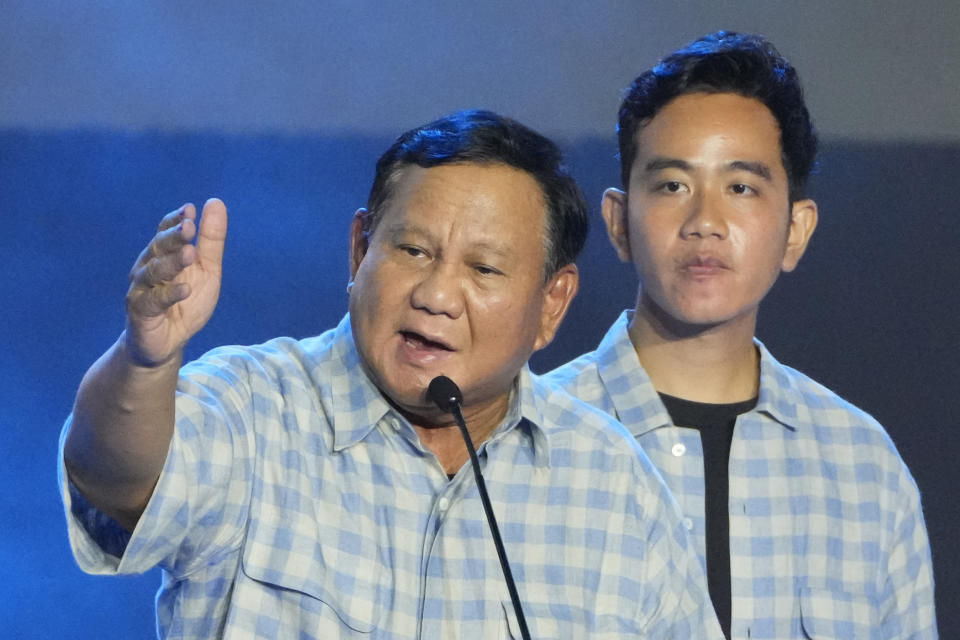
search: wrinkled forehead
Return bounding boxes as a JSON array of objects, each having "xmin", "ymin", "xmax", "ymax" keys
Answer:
[
  {"xmin": 375, "ymin": 163, "xmax": 553, "ymax": 270},
  {"xmin": 380, "ymin": 162, "xmax": 547, "ymax": 226},
  {"xmin": 380, "ymin": 160, "xmax": 544, "ymax": 205}
]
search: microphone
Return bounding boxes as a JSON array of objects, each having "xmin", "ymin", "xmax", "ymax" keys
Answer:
[
  {"xmin": 427, "ymin": 375, "xmax": 462, "ymax": 413},
  {"xmin": 427, "ymin": 376, "xmax": 531, "ymax": 640}
]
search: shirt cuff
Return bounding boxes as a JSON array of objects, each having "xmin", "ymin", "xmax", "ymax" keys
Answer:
[{"xmin": 67, "ymin": 478, "xmax": 132, "ymax": 560}]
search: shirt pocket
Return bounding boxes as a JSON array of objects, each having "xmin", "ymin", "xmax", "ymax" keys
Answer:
[
  {"xmin": 239, "ymin": 504, "xmax": 388, "ymax": 633},
  {"xmin": 504, "ymin": 595, "xmax": 587, "ymax": 639},
  {"xmin": 798, "ymin": 583, "xmax": 877, "ymax": 639},
  {"xmin": 502, "ymin": 600, "xmax": 562, "ymax": 640},
  {"xmin": 500, "ymin": 600, "xmax": 521, "ymax": 640}
]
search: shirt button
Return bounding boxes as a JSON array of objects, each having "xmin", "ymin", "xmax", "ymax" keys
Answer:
[
  {"xmin": 437, "ymin": 497, "xmax": 450, "ymax": 512},
  {"xmin": 671, "ymin": 443, "xmax": 686, "ymax": 457},
  {"xmin": 683, "ymin": 517, "xmax": 694, "ymax": 531}
]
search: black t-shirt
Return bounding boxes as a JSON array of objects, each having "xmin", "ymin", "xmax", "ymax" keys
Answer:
[{"xmin": 658, "ymin": 392, "xmax": 757, "ymax": 640}]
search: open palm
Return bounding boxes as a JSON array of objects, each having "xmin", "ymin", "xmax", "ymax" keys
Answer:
[{"xmin": 124, "ymin": 198, "xmax": 228, "ymax": 367}]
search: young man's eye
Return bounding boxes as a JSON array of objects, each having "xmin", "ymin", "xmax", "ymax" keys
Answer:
[
  {"xmin": 731, "ymin": 183, "xmax": 755, "ymax": 195},
  {"xmin": 653, "ymin": 180, "xmax": 686, "ymax": 193}
]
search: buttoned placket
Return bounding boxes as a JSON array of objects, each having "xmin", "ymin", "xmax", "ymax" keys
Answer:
[{"xmin": 418, "ymin": 439, "xmax": 489, "ymax": 638}]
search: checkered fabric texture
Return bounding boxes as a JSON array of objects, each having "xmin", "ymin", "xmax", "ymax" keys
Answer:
[
  {"xmin": 61, "ymin": 314, "xmax": 722, "ymax": 639},
  {"xmin": 546, "ymin": 310, "xmax": 937, "ymax": 639}
]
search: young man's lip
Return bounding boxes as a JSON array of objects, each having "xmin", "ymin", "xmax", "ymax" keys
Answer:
[{"xmin": 682, "ymin": 254, "xmax": 729, "ymax": 270}]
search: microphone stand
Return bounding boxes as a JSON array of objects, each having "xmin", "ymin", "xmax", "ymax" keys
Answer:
[{"xmin": 428, "ymin": 376, "xmax": 531, "ymax": 640}]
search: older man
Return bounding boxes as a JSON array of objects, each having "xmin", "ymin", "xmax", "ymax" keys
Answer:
[{"xmin": 60, "ymin": 110, "xmax": 720, "ymax": 638}]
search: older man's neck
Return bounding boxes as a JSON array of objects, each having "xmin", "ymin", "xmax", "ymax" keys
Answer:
[
  {"xmin": 413, "ymin": 396, "xmax": 508, "ymax": 476},
  {"xmin": 628, "ymin": 306, "xmax": 760, "ymax": 405}
]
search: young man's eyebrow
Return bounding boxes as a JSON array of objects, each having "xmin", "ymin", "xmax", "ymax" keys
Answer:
[
  {"xmin": 728, "ymin": 160, "xmax": 773, "ymax": 181},
  {"xmin": 644, "ymin": 157, "xmax": 693, "ymax": 173},
  {"xmin": 642, "ymin": 157, "xmax": 774, "ymax": 181}
]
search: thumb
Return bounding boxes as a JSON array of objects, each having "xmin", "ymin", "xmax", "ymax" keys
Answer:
[{"xmin": 196, "ymin": 198, "xmax": 228, "ymax": 268}]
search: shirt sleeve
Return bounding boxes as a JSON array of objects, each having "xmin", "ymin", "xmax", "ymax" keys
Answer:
[
  {"xmin": 879, "ymin": 467, "xmax": 938, "ymax": 638},
  {"xmin": 58, "ymin": 346, "xmax": 259, "ymax": 579}
]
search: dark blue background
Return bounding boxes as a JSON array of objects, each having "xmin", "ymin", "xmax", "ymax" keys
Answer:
[{"xmin": 1, "ymin": 131, "xmax": 955, "ymax": 636}]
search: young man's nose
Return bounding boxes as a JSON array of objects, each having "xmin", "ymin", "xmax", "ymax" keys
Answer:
[{"xmin": 680, "ymin": 193, "xmax": 729, "ymax": 240}]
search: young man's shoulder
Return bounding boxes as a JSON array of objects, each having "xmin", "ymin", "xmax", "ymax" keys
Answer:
[
  {"xmin": 766, "ymin": 352, "xmax": 885, "ymax": 429},
  {"xmin": 761, "ymin": 350, "xmax": 916, "ymax": 476}
]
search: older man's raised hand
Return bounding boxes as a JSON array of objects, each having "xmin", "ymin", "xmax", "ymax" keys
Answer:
[
  {"xmin": 125, "ymin": 198, "xmax": 228, "ymax": 367},
  {"xmin": 64, "ymin": 198, "xmax": 227, "ymax": 531}
]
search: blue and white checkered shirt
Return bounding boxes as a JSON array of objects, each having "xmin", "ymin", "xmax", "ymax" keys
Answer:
[
  {"xmin": 545, "ymin": 311, "xmax": 937, "ymax": 639},
  {"xmin": 60, "ymin": 314, "xmax": 722, "ymax": 639}
]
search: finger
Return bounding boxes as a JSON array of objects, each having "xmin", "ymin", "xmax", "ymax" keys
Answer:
[
  {"xmin": 132, "ymin": 217, "xmax": 196, "ymax": 272},
  {"xmin": 155, "ymin": 216, "xmax": 197, "ymax": 257},
  {"xmin": 156, "ymin": 203, "xmax": 195, "ymax": 233},
  {"xmin": 127, "ymin": 280, "xmax": 191, "ymax": 318},
  {"xmin": 130, "ymin": 242, "xmax": 196, "ymax": 289},
  {"xmin": 195, "ymin": 198, "xmax": 228, "ymax": 270}
]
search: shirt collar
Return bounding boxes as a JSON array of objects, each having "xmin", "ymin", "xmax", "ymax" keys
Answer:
[
  {"xmin": 505, "ymin": 366, "xmax": 552, "ymax": 468},
  {"xmin": 753, "ymin": 339, "xmax": 810, "ymax": 431},
  {"xmin": 325, "ymin": 314, "xmax": 550, "ymax": 466},
  {"xmin": 594, "ymin": 310, "xmax": 673, "ymax": 437},
  {"xmin": 325, "ymin": 314, "xmax": 394, "ymax": 451},
  {"xmin": 595, "ymin": 310, "xmax": 810, "ymax": 436}
]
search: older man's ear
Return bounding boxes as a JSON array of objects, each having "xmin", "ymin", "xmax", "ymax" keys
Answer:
[
  {"xmin": 533, "ymin": 263, "xmax": 579, "ymax": 351},
  {"xmin": 349, "ymin": 208, "xmax": 373, "ymax": 280}
]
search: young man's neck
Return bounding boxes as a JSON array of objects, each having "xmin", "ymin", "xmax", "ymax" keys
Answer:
[{"xmin": 628, "ymin": 304, "xmax": 760, "ymax": 405}]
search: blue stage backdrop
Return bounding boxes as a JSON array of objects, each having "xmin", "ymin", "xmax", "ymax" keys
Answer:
[{"xmin": 1, "ymin": 130, "xmax": 956, "ymax": 636}]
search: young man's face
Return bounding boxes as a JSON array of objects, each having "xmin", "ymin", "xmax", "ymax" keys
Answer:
[
  {"xmin": 603, "ymin": 92, "xmax": 817, "ymax": 334},
  {"xmin": 348, "ymin": 162, "xmax": 578, "ymax": 422}
]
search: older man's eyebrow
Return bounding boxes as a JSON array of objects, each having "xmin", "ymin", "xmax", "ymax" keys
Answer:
[
  {"xmin": 469, "ymin": 240, "xmax": 513, "ymax": 259},
  {"xmin": 644, "ymin": 157, "xmax": 692, "ymax": 173},
  {"xmin": 384, "ymin": 223, "xmax": 513, "ymax": 257},
  {"xmin": 380, "ymin": 221, "xmax": 442, "ymax": 246},
  {"xmin": 728, "ymin": 160, "xmax": 773, "ymax": 181}
]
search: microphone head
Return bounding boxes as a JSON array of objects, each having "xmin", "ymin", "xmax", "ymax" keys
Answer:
[{"xmin": 427, "ymin": 375, "xmax": 463, "ymax": 413}]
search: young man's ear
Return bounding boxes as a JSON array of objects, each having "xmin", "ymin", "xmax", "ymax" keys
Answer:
[
  {"xmin": 601, "ymin": 188, "xmax": 632, "ymax": 263},
  {"xmin": 781, "ymin": 199, "xmax": 819, "ymax": 272},
  {"xmin": 349, "ymin": 208, "xmax": 372, "ymax": 280},
  {"xmin": 533, "ymin": 263, "xmax": 580, "ymax": 351}
]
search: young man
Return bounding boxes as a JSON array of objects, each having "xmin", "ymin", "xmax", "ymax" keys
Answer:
[
  {"xmin": 60, "ymin": 110, "xmax": 721, "ymax": 638},
  {"xmin": 547, "ymin": 32, "xmax": 936, "ymax": 639}
]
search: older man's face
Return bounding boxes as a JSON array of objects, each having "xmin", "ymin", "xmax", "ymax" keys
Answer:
[{"xmin": 348, "ymin": 162, "xmax": 576, "ymax": 422}]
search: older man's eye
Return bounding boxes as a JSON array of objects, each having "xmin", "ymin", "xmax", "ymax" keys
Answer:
[
  {"xmin": 475, "ymin": 265, "xmax": 502, "ymax": 276},
  {"xmin": 400, "ymin": 245, "xmax": 426, "ymax": 257}
]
